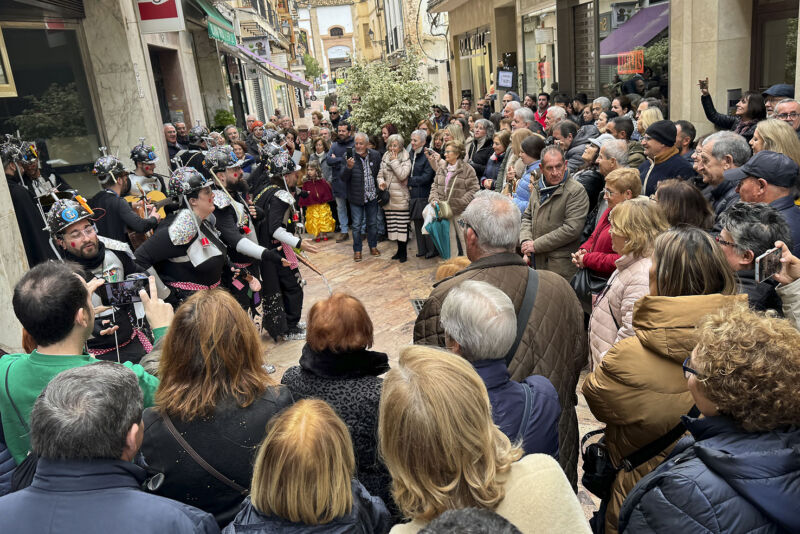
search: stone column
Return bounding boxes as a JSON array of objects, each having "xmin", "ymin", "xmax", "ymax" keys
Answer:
[
  {"xmin": 190, "ymin": 28, "xmax": 231, "ymax": 125},
  {"xmin": 669, "ymin": 0, "xmax": 754, "ymax": 135},
  {"xmin": 0, "ymin": 165, "xmax": 27, "ymax": 352}
]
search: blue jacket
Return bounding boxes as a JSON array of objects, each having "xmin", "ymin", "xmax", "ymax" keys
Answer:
[
  {"xmin": 0, "ymin": 441, "xmax": 13, "ymax": 496},
  {"xmin": 619, "ymin": 416, "xmax": 800, "ymax": 534},
  {"xmin": 222, "ymin": 480, "xmax": 391, "ymax": 534},
  {"xmin": 326, "ymin": 136, "xmax": 355, "ymax": 198},
  {"xmin": 771, "ymin": 195, "xmax": 800, "ymax": 256},
  {"xmin": 473, "ymin": 359, "xmax": 560, "ymax": 458},
  {"xmin": 408, "ymin": 147, "xmax": 435, "ymax": 200},
  {"xmin": 481, "ymin": 151, "xmax": 505, "ymax": 189},
  {"xmin": 512, "ymin": 161, "xmax": 540, "ymax": 215},
  {"xmin": 0, "ymin": 458, "xmax": 219, "ymax": 534},
  {"xmin": 638, "ymin": 153, "xmax": 697, "ymax": 197}
]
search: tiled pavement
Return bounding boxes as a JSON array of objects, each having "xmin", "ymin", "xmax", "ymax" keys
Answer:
[{"xmin": 262, "ymin": 233, "xmax": 602, "ymax": 520}]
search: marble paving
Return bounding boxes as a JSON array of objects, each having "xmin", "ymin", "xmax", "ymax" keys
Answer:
[{"xmin": 261, "ymin": 235, "xmax": 602, "ymax": 520}]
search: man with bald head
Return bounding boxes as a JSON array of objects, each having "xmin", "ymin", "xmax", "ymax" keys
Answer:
[
  {"xmin": 502, "ymin": 100, "xmax": 521, "ymax": 121},
  {"xmin": 774, "ymin": 99, "xmax": 800, "ymax": 138}
]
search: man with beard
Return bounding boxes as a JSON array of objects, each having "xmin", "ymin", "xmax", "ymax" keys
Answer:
[
  {"xmin": 129, "ymin": 139, "xmax": 166, "ymax": 193},
  {"xmin": 174, "ymin": 121, "xmax": 189, "ymax": 145},
  {"xmin": 88, "ymin": 153, "xmax": 160, "ymax": 244},
  {"xmin": 173, "ymin": 124, "xmax": 211, "ymax": 179},
  {"xmin": 205, "ymin": 145, "xmax": 287, "ymax": 313},
  {"xmin": 46, "ymin": 198, "xmax": 155, "ymax": 363},
  {"xmin": 2, "ymin": 142, "xmax": 59, "ymax": 266},
  {"xmin": 252, "ymin": 151, "xmax": 319, "ymax": 341}
]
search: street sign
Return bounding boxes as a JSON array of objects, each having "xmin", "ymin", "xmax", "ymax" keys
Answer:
[{"xmin": 136, "ymin": 0, "xmax": 186, "ymax": 34}]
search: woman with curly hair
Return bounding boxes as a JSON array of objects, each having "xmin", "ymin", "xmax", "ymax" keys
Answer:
[
  {"xmin": 619, "ymin": 304, "xmax": 800, "ymax": 533},
  {"xmin": 380, "ymin": 345, "xmax": 588, "ymax": 533}
]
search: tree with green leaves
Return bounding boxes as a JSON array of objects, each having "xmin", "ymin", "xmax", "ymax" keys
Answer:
[
  {"xmin": 303, "ymin": 53, "xmax": 323, "ymax": 81},
  {"xmin": 337, "ymin": 53, "xmax": 435, "ymax": 141}
]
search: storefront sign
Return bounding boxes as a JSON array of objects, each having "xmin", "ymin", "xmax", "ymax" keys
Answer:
[
  {"xmin": 243, "ymin": 37, "xmax": 272, "ymax": 62},
  {"xmin": 533, "ymin": 28, "xmax": 554, "ymax": 45},
  {"xmin": 458, "ymin": 30, "xmax": 489, "ymax": 56},
  {"xmin": 209, "ymin": 21, "xmax": 236, "ymax": 46},
  {"xmin": 137, "ymin": 0, "xmax": 186, "ymax": 34},
  {"xmin": 617, "ymin": 50, "xmax": 644, "ymax": 74}
]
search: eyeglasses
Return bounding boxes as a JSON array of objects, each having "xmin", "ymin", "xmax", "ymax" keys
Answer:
[
  {"xmin": 64, "ymin": 224, "xmax": 97, "ymax": 241},
  {"xmin": 457, "ymin": 218, "xmax": 477, "ymax": 238},
  {"xmin": 682, "ymin": 356, "xmax": 703, "ymax": 379},
  {"xmin": 641, "ymin": 135, "xmax": 653, "ymax": 142},
  {"xmin": 776, "ymin": 112, "xmax": 799, "ymax": 120},
  {"xmin": 330, "ymin": 111, "xmax": 338, "ymax": 116},
  {"xmin": 714, "ymin": 235, "xmax": 738, "ymax": 248},
  {"xmin": 602, "ymin": 188, "xmax": 619, "ymax": 196}
]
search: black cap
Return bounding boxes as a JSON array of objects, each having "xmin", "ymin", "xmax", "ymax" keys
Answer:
[
  {"xmin": 723, "ymin": 150, "xmax": 799, "ymax": 188},
  {"xmin": 762, "ymin": 84, "xmax": 794, "ymax": 98},
  {"xmin": 644, "ymin": 120, "xmax": 677, "ymax": 146}
]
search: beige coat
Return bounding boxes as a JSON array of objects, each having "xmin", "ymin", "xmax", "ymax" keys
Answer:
[
  {"xmin": 519, "ymin": 175, "xmax": 590, "ymax": 280},
  {"xmin": 428, "ymin": 158, "xmax": 479, "ymax": 218},
  {"xmin": 389, "ymin": 454, "xmax": 590, "ymax": 534},
  {"xmin": 377, "ymin": 149, "xmax": 411, "ymax": 211},
  {"xmin": 588, "ymin": 254, "xmax": 651, "ymax": 368},
  {"xmin": 582, "ymin": 293, "xmax": 745, "ymax": 534}
]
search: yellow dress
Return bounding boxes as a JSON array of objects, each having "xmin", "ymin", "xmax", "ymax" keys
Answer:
[{"xmin": 305, "ymin": 203, "xmax": 336, "ymax": 236}]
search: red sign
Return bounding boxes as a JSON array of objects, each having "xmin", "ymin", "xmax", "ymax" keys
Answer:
[
  {"xmin": 537, "ymin": 61, "xmax": 551, "ymax": 80},
  {"xmin": 136, "ymin": 0, "xmax": 185, "ymax": 34},
  {"xmin": 617, "ymin": 50, "xmax": 644, "ymax": 75}
]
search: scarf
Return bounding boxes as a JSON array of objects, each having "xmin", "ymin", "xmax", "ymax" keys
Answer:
[
  {"xmin": 63, "ymin": 240, "xmax": 106, "ymax": 271},
  {"xmin": 538, "ymin": 170, "xmax": 567, "ymax": 204},
  {"xmin": 445, "ymin": 162, "xmax": 458, "ymax": 188},
  {"xmin": 653, "ymin": 146, "xmax": 679, "ymax": 165},
  {"xmin": 361, "ymin": 153, "xmax": 377, "ymax": 202},
  {"xmin": 299, "ymin": 344, "xmax": 390, "ymax": 378}
]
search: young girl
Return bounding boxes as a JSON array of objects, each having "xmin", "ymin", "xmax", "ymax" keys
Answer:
[{"xmin": 298, "ymin": 161, "xmax": 335, "ymax": 241}]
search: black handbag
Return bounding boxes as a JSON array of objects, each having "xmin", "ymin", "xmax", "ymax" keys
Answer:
[
  {"xmin": 580, "ymin": 405, "xmax": 701, "ymax": 499},
  {"xmin": 5, "ymin": 361, "xmax": 38, "ymax": 492},
  {"xmin": 570, "ymin": 268, "xmax": 608, "ymax": 305},
  {"xmin": 377, "ymin": 187, "xmax": 390, "ymax": 207}
]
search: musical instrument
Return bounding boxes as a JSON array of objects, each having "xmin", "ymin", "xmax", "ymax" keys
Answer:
[{"xmin": 126, "ymin": 184, "xmax": 168, "ymax": 250}]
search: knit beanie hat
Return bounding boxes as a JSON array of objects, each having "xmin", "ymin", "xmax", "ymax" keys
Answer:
[{"xmin": 645, "ymin": 120, "xmax": 677, "ymax": 146}]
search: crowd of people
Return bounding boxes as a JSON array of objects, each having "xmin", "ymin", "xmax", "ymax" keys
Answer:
[{"xmin": 1, "ymin": 79, "xmax": 800, "ymax": 533}]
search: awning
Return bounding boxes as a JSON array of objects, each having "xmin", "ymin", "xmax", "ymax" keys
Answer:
[
  {"xmin": 236, "ymin": 44, "xmax": 311, "ymax": 89},
  {"xmin": 599, "ymin": 4, "xmax": 669, "ymax": 59},
  {"xmin": 191, "ymin": 0, "xmax": 236, "ymax": 46}
]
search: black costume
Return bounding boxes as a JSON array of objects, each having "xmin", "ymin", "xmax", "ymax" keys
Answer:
[
  {"xmin": 6, "ymin": 171, "xmax": 58, "ymax": 266},
  {"xmin": 89, "ymin": 189, "xmax": 159, "ymax": 243}
]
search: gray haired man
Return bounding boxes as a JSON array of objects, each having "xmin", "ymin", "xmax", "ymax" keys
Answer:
[
  {"xmin": 0, "ymin": 363, "xmax": 219, "ymax": 533},
  {"xmin": 414, "ymin": 190, "xmax": 587, "ymax": 489}
]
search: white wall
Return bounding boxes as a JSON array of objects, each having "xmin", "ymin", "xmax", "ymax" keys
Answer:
[{"xmin": 316, "ymin": 5, "xmax": 354, "ymax": 34}]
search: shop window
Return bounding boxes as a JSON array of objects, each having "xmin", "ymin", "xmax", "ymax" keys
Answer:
[
  {"xmin": 0, "ymin": 27, "xmax": 100, "ymax": 183},
  {"xmin": 522, "ymin": 11, "xmax": 557, "ymax": 95},
  {"xmin": 751, "ymin": 0, "xmax": 799, "ymax": 90}
]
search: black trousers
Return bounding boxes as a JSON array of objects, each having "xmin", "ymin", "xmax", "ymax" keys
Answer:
[
  {"xmin": 412, "ymin": 218, "xmax": 434, "ymax": 255},
  {"xmin": 260, "ymin": 258, "xmax": 304, "ymax": 340}
]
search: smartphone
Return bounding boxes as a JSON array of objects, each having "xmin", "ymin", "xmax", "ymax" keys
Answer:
[
  {"xmin": 346, "ymin": 147, "xmax": 354, "ymax": 159},
  {"xmin": 698, "ymin": 78, "xmax": 708, "ymax": 90},
  {"xmin": 755, "ymin": 247, "xmax": 782, "ymax": 283},
  {"xmin": 104, "ymin": 278, "xmax": 148, "ymax": 306},
  {"xmin": 424, "ymin": 147, "xmax": 433, "ymax": 154}
]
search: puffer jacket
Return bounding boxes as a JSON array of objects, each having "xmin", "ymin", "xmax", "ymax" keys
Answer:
[
  {"xmin": 579, "ymin": 208, "xmax": 619, "ymax": 277},
  {"xmin": 376, "ymin": 149, "xmax": 411, "ymax": 211},
  {"xmin": 588, "ymin": 254, "xmax": 651, "ymax": 368},
  {"xmin": 428, "ymin": 158, "xmax": 479, "ymax": 218},
  {"xmin": 407, "ymin": 147, "xmax": 435, "ymax": 200},
  {"xmin": 565, "ymin": 124, "xmax": 600, "ymax": 172},
  {"xmin": 512, "ymin": 161, "xmax": 539, "ymax": 214},
  {"xmin": 619, "ymin": 416, "xmax": 800, "ymax": 534},
  {"xmin": 582, "ymin": 293, "xmax": 745, "ymax": 534},
  {"xmin": 414, "ymin": 252, "xmax": 587, "ymax": 489},
  {"xmin": 626, "ymin": 141, "xmax": 645, "ymax": 169},
  {"xmin": 520, "ymin": 173, "xmax": 590, "ymax": 280},
  {"xmin": 480, "ymin": 150, "xmax": 505, "ymax": 189},
  {"xmin": 573, "ymin": 167, "xmax": 604, "ymax": 213},
  {"xmin": 468, "ymin": 137, "xmax": 494, "ymax": 177},
  {"xmin": 341, "ymin": 148, "xmax": 382, "ymax": 207},
  {"xmin": 326, "ymin": 135, "xmax": 355, "ymax": 198}
]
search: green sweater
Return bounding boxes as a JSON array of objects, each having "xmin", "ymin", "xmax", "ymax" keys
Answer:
[{"xmin": 0, "ymin": 327, "xmax": 165, "ymax": 464}]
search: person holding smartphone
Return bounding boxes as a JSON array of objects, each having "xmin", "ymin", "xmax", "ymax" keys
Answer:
[{"xmin": 326, "ymin": 122, "xmax": 356, "ymax": 242}]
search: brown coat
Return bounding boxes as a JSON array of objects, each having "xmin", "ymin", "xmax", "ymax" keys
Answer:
[
  {"xmin": 581, "ymin": 293, "xmax": 745, "ymax": 534},
  {"xmin": 428, "ymin": 158, "xmax": 479, "ymax": 218},
  {"xmin": 377, "ymin": 149, "xmax": 411, "ymax": 211},
  {"xmin": 520, "ymin": 174, "xmax": 589, "ymax": 280},
  {"xmin": 413, "ymin": 253, "xmax": 588, "ymax": 488}
]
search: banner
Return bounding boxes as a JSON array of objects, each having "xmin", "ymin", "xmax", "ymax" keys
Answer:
[
  {"xmin": 137, "ymin": 0, "xmax": 185, "ymax": 34},
  {"xmin": 617, "ymin": 50, "xmax": 644, "ymax": 75}
]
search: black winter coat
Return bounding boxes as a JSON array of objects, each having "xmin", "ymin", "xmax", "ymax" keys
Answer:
[
  {"xmin": 281, "ymin": 345, "xmax": 394, "ymax": 513},
  {"xmin": 141, "ymin": 387, "xmax": 294, "ymax": 527},
  {"xmin": 619, "ymin": 416, "xmax": 800, "ymax": 534},
  {"xmin": 88, "ymin": 189, "xmax": 159, "ymax": 244},
  {"xmin": 468, "ymin": 138, "xmax": 494, "ymax": 177},
  {"xmin": 408, "ymin": 147, "xmax": 435, "ymax": 200},
  {"xmin": 736, "ymin": 269, "xmax": 783, "ymax": 315},
  {"xmin": 341, "ymin": 149, "xmax": 382, "ymax": 207},
  {"xmin": 701, "ymin": 94, "xmax": 758, "ymax": 142},
  {"xmin": 572, "ymin": 167, "xmax": 604, "ymax": 214}
]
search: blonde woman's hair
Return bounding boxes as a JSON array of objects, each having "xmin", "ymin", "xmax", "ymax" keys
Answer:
[
  {"xmin": 608, "ymin": 197, "xmax": 669, "ymax": 257},
  {"xmin": 510, "ymin": 128, "xmax": 534, "ymax": 157},
  {"xmin": 250, "ymin": 399, "xmax": 355, "ymax": 525},
  {"xmin": 379, "ymin": 345, "xmax": 522, "ymax": 521},
  {"xmin": 445, "ymin": 123, "xmax": 465, "ymax": 145},
  {"xmin": 604, "ymin": 167, "xmax": 642, "ymax": 197},
  {"xmin": 756, "ymin": 118, "xmax": 800, "ymax": 165},
  {"xmin": 446, "ymin": 140, "xmax": 466, "ymax": 159},
  {"xmin": 651, "ymin": 226, "xmax": 737, "ymax": 297},
  {"xmin": 638, "ymin": 107, "xmax": 664, "ymax": 133},
  {"xmin": 693, "ymin": 303, "xmax": 800, "ymax": 431}
]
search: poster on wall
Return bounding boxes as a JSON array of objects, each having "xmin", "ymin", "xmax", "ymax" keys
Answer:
[
  {"xmin": 243, "ymin": 36, "xmax": 272, "ymax": 62},
  {"xmin": 136, "ymin": 0, "xmax": 186, "ymax": 34}
]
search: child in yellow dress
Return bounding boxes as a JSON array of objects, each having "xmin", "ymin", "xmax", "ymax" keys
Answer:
[{"xmin": 298, "ymin": 161, "xmax": 335, "ymax": 241}]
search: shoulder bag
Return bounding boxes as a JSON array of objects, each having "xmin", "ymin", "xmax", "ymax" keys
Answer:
[
  {"xmin": 580, "ymin": 404, "xmax": 701, "ymax": 500},
  {"xmin": 160, "ymin": 410, "xmax": 249, "ymax": 496},
  {"xmin": 504, "ymin": 268, "xmax": 540, "ymax": 366},
  {"xmin": 437, "ymin": 165, "xmax": 461, "ymax": 220},
  {"xmin": 4, "ymin": 361, "xmax": 38, "ymax": 492},
  {"xmin": 376, "ymin": 160, "xmax": 392, "ymax": 207}
]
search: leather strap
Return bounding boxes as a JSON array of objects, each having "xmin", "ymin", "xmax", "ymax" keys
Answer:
[
  {"xmin": 160, "ymin": 410, "xmax": 249, "ymax": 495},
  {"xmin": 504, "ymin": 268, "xmax": 540, "ymax": 366},
  {"xmin": 515, "ymin": 382, "xmax": 533, "ymax": 443},
  {"xmin": 5, "ymin": 360, "xmax": 29, "ymax": 432},
  {"xmin": 621, "ymin": 405, "xmax": 701, "ymax": 472}
]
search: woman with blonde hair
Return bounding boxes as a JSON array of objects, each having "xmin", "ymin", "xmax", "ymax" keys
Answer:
[
  {"xmin": 142, "ymin": 290, "xmax": 294, "ymax": 527},
  {"xmin": 224, "ymin": 399, "xmax": 391, "ymax": 533},
  {"xmin": 504, "ymin": 128, "xmax": 535, "ymax": 194},
  {"xmin": 750, "ymin": 118, "xmax": 800, "ymax": 165},
  {"xmin": 378, "ymin": 133, "xmax": 412, "ymax": 262},
  {"xmin": 588, "ymin": 197, "xmax": 670, "ymax": 367},
  {"xmin": 636, "ymin": 107, "xmax": 664, "ymax": 136},
  {"xmin": 583, "ymin": 227, "xmax": 741, "ymax": 534},
  {"xmin": 619, "ymin": 304, "xmax": 800, "ymax": 533},
  {"xmin": 380, "ymin": 346, "xmax": 588, "ymax": 534}
]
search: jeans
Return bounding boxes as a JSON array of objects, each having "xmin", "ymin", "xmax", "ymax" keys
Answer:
[
  {"xmin": 351, "ymin": 200, "xmax": 378, "ymax": 252},
  {"xmin": 377, "ymin": 206, "xmax": 386, "ymax": 235},
  {"xmin": 335, "ymin": 196, "xmax": 349, "ymax": 233}
]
